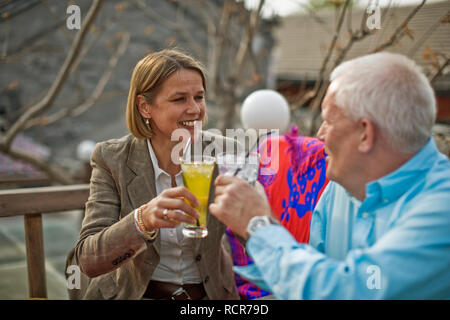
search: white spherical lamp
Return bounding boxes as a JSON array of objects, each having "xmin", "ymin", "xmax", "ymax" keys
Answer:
[
  {"xmin": 77, "ymin": 140, "xmax": 96, "ymax": 162},
  {"xmin": 240, "ymin": 89, "xmax": 290, "ymax": 132}
]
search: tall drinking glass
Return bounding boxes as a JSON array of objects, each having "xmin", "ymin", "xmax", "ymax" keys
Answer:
[
  {"xmin": 180, "ymin": 156, "xmax": 215, "ymax": 238},
  {"xmin": 216, "ymin": 152, "xmax": 260, "ymax": 185}
]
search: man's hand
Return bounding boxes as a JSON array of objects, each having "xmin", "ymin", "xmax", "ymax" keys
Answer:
[{"xmin": 209, "ymin": 175, "xmax": 272, "ymax": 239}]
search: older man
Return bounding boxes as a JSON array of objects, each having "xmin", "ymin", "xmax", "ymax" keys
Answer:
[{"xmin": 209, "ymin": 52, "xmax": 450, "ymax": 299}]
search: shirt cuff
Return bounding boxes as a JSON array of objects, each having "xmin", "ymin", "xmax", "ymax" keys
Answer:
[{"xmin": 233, "ymin": 264, "xmax": 272, "ymax": 292}]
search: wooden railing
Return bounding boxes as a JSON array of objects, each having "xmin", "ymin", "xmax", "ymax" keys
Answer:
[{"xmin": 0, "ymin": 184, "xmax": 89, "ymax": 299}]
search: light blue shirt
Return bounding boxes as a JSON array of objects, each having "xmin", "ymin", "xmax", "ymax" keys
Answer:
[{"xmin": 235, "ymin": 138, "xmax": 450, "ymax": 299}]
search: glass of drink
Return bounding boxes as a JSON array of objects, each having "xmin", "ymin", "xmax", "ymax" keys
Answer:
[
  {"xmin": 180, "ymin": 155, "xmax": 216, "ymax": 238},
  {"xmin": 216, "ymin": 152, "xmax": 260, "ymax": 185}
]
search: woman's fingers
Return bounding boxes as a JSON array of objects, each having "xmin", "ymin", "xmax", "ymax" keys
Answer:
[
  {"xmin": 161, "ymin": 186, "xmax": 200, "ymax": 207},
  {"xmin": 157, "ymin": 197, "xmax": 200, "ymax": 220},
  {"xmin": 143, "ymin": 205, "xmax": 196, "ymax": 229},
  {"xmin": 142, "ymin": 186, "xmax": 203, "ymax": 229},
  {"xmin": 162, "ymin": 208, "xmax": 197, "ymax": 226}
]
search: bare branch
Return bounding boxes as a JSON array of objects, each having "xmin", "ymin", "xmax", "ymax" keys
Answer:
[
  {"xmin": 346, "ymin": 2, "xmax": 353, "ymax": 35},
  {"xmin": 371, "ymin": 0, "xmax": 426, "ymax": 53},
  {"xmin": 299, "ymin": 3, "xmax": 332, "ymax": 34},
  {"xmin": 292, "ymin": 0, "xmax": 351, "ymax": 110},
  {"xmin": 1, "ymin": 0, "xmax": 104, "ymax": 150},
  {"xmin": 317, "ymin": 0, "xmax": 350, "ymax": 82},
  {"xmin": 0, "ymin": 144, "xmax": 74, "ymax": 185},
  {"xmin": 229, "ymin": 0, "xmax": 265, "ymax": 84},
  {"xmin": 0, "ymin": 20, "xmax": 66, "ymax": 63},
  {"xmin": 25, "ymin": 32, "xmax": 130, "ymax": 129},
  {"xmin": 69, "ymin": 4, "xmax": 125, "ymax": 76},
  {"xmin": 40, "ymin": 0, "xmax": 74, "ymax": 45},
  {"xmin": 210, "ymin": 0, "xmax": 234, "ymax": 95},
  {"xmin": 1, "ymin": 14, "xmax": 10, "ymax": 59},
  {"xmin": 429, "ymin": 57, "xmax": 449, "ymax": 84},
  {"xmin": 331, "ymin": 3, "xmax": 375, "ymax": 71},
  {"xmin": 407, "ymin": 10, "xmax": 450, "ymax": 58},
  {"xmin": 192, "ymin": 0, "xmax": 220, "ymax": 26},
  {"xmin": 371, "ymin": 0, "xmax": 394, "ymax": 50},
  {"xmin": 131, "ymin": 0, "xmax": 203, "ymax": 58}
]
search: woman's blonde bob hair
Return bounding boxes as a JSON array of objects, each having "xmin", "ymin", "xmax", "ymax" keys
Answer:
[{"xmin": 126, "ymin": 48, "xmax": 207, "ymax": 139}]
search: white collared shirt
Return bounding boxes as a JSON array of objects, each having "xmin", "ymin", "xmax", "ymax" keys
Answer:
[{"xmin": 146, "ymin": 139, "xmax": 202, "ymax": 285}]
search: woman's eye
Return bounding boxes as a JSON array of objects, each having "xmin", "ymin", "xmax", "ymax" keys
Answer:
[{"xmin": 172, "ymin": 97, "xmax": 185, "ymax": 102}]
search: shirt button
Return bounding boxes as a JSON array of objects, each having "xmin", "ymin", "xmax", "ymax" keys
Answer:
[
  {"xmin": 362, "ymin": 212, "xmax": 370, "ymax": 218},
  {"xmin": 195, "ymin": 254, "xmax": 202, "ymax": 262},
  {"xmin": 204, "ymin": 276, "xmax": 209, "ymax": 283},
  {"xmin": 384, "ymin": 199, "xmax": 389, "ymax": 203}
]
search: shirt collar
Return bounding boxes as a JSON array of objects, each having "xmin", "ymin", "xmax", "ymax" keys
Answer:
[
  {"xmin": 147, "ymin": 139, "xmax": 165, "ymax": 180},
  {"xmin": 146, "ymin": 139, "xmax": 184, "ymax": 180},
  {"xmin": 365, "ymin": 138, "xmax": 439, "ymax": 205}
]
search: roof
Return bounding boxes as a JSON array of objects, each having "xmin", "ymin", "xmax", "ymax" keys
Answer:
[
  {"xmin": 0, "ymin": 134, "xmax": 50, "ymax": 187},
  {"xmin": 273, "ymin": 1, "xmax": 450, "ymax": 91}
]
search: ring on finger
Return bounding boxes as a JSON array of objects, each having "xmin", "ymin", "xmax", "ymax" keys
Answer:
[{"xmin": 162, "ymin": 208, "xmax": 169, "ymax": 220}]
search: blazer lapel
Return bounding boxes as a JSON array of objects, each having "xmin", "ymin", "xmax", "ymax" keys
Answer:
[{"xmin": 125, "ymin": 137, "xmax": 161, "ymax": 255}]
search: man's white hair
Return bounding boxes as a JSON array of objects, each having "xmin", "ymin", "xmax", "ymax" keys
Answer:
[{"xmin": 330, "ymin": 52, "xmax": 436, "ymax": 153}]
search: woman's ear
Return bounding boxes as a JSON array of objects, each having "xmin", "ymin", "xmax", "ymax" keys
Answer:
[
  {"xmin": 358, "ymin": 118, "xmax": 375, "ymax": 153},
  {"xmin": 136, "ymin": 95, "xmax": 151, "ymax": 119}
]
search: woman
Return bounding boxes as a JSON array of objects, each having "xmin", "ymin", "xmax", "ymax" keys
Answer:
[{"xmin": 67, "ymin": 49, "xmax": 239, "ymax": 300}]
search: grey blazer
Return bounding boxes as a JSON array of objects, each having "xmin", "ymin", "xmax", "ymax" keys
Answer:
[{"xmin": 66, "ymin": 133, "xmax": 240, "ymax": 300}]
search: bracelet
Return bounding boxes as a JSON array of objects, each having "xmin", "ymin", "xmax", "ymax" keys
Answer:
[{"xmin": 134, "ymin": 206, "xmax": 158, "ymax": 241}]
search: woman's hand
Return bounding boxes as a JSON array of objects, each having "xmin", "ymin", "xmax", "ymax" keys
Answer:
[{"xmin": 141, "ymin": 186, "xmax": 200, "ymax": 230}]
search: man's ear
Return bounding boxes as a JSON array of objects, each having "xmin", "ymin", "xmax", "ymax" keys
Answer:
[
  {"xmin": 358, "ymin": 118, "xmax": 375, "ymax": 153},
  {"xmin": 136, "ymin": 95, "xmax": 151, "ymax": 119}
]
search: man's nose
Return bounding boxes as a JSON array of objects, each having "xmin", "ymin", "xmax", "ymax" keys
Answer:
[{"xmin": 316, "ymin": 122, "xmax": 326, "ymax": 141}]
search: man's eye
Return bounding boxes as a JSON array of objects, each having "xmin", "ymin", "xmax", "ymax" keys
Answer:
[
  {"xmin": 172, "ymin": 97, "xmax": 185, "ymax": 102},
  {"xmin": 195, "ymin": 96, "xmax": 204, "ymax": 100}
]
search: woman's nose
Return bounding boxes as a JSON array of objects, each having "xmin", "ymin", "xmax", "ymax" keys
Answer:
[{"xmin": 186, "ymin": 98, "xmax": 201, "ymax": 114}]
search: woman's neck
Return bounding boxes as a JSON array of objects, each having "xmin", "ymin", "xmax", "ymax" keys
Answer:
[{"xmin": 149, "ymin": 136, "xmax": 181, "ymax": 176}]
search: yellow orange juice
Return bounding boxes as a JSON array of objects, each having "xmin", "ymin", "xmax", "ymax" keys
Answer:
[{"xmin": 180, "ymin": 157, "xmax": 215, "ymax": 238}]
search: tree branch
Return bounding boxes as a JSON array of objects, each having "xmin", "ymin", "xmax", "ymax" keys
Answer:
[
  {"xmin": 25, "ymin": 32, "xmax": 130, "ymax": 129},
  {"xmin": 315, "ymin": 0, "xmax": 350, "ymax": 83},
  {"xmin": 0, "ymin": 144, "xmax": 74, "ymax": 185},
  {"xmin": 1, "ymin": 0, "xmax": 104, "ymax": 150},
  {"xmin": 429, "ymin": 57, "xmax": 449, "ymax": 84},
  {"xmin": 229, "ymin": 0, "xmax": 265, "ymax": 84},
  {"xmin": 131, "ymin": 0, "xmax": 203, "ymax": 58},
  {"xmin": 371, "ymin": 0, "xmax": 426, "ymax": 53},
  {"xmin": 331, "ymin": 3, "xmax": 374, "ymax": 70},
  {"xmin": 407, "ymin": 10, "xmax": 450, "ymax": 58},
  {"xmin": 210, "ymin": 0, "xmax": 234, "ymax": 96},
  {"xmin": 291, "ymin": 0, "xmax": 350, "ymax": 110}
]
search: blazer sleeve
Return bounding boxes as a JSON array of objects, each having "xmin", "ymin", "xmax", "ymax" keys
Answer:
[{"xmin": 74, "ymin": 142, "xmax": 147, "ymax": 278}]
